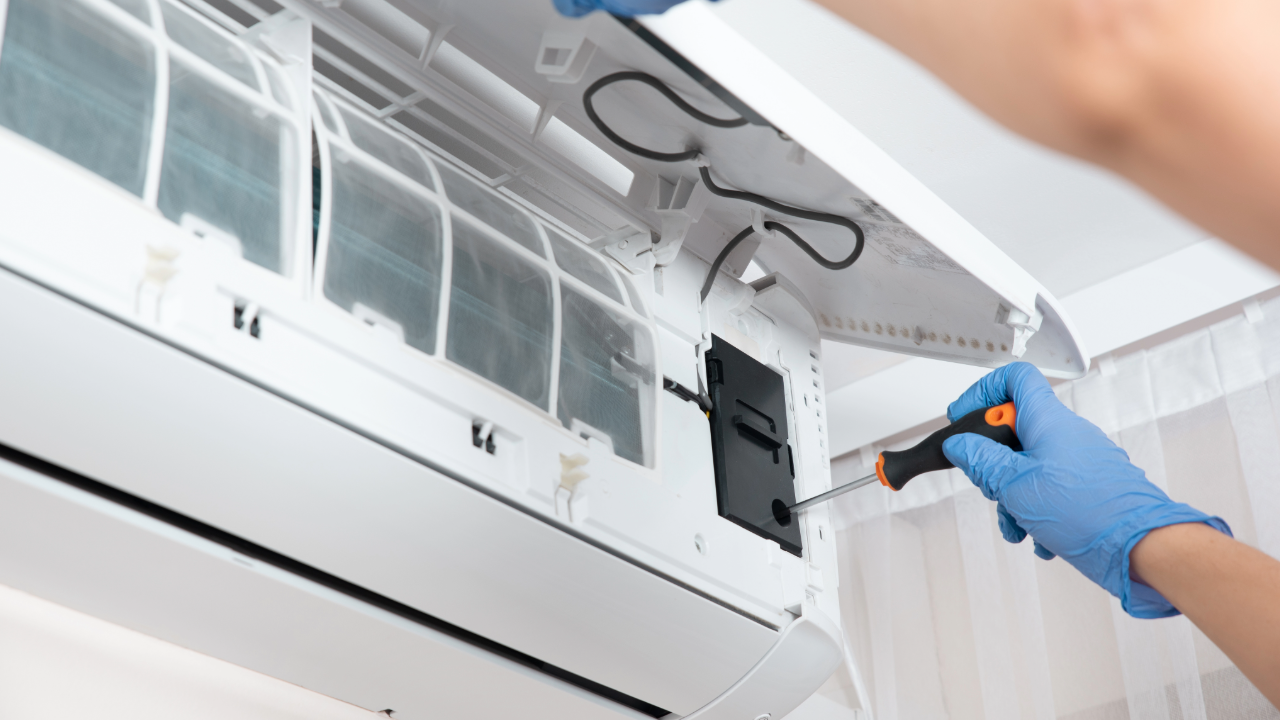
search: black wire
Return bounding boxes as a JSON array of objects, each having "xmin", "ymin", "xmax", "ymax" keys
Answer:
[
  {"xmin": 663, "ymin": 376, "xmax": 712, "ymax": 413},
  {"xmin": 700, "ymin": 225, "xmax": 757, "ymax": 303},
  {"xmin": 698, "ymin": 167, "xmax": 864, "ymax": 270},
  {"xmin": 767, "ymin": 222, "xmax": 860, "ymax": 270},
  {"xmin": 698, "ymin": 221, "xmax": 862, "ymax": 303},
  {"xmin": 583, "ymin": 71, "xmax": 748, "ymax": 162},
  {"xmin": 581, "ymin": 70, "xmax": 866, "ymax": 298}
]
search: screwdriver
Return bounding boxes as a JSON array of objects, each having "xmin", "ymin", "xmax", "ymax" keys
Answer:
[{"xmin": 775, "ymin": 403, "xmax": 1020, "ymax": 524}]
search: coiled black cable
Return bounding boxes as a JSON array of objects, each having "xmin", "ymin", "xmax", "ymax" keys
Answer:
[
  {"xmin": 582, "ymin": 70, "xmax": 866, "ymax": 298},
  {"xmin": 583, "ymin": 71, "xmax": 748, "ymax": 162},
  {"xmin": 697, "ymin": 221, "xmax": 862, "ymax": 302},
  {"xmin": 698, "ymin": 166, "xmax": 863, "ymax": 270}
]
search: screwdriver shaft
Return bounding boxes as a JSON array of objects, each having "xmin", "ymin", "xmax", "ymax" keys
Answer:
[{"xmin": 788, "ymin": 472, "xmax": 879, "ymax": 514}]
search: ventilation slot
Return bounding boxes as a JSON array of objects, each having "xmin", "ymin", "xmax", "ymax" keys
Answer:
[
  {"xmin": 333, "ymin": 0, "xmax": 428, "ymax": 58},
  {"xmin": 315, "ymin": 56, "xmax": 393, "ymax": 111},
  {"xmin": 244, "ymin": 0, "xmax": 281, "ymax": 14},
  {"xmin": 390, "ymin": 111, "xmax": 505, "ymax": 180},
  {"xmin": 389, "ymin": 92, "xmax": 534, "ymax": 180},
  {"xmin": 314, "ymin": 29, "xmax": 415, "ymax": 98},
  {"xmin": 297, "ymin": 10, "xmax": 637, "ymax": 245},
  {"xmin": 184, "ymin": 0, "xmax": 264, "ymax": 30},
  {"xmin": 508, "ymin": 167, "xmax": 628, "ymax": 238},
  {"xmin": 505, "ymin": 181, "xmax": 607, "ymax": 239},
  {"xmin": 174, "ymin": 0, "xmax": 280, "ymax": 31},
  {"xmin": 312, "ymin": 28, "xmax": 417, "ymax": 111}
]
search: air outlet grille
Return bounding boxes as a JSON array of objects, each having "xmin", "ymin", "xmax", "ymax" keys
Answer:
[
  {"xmin": 315, "ymin": 56, "xmax": 393, "ymax": 111},
  {"xmin": 314, "ymin": 27, "xmax": 415, "ymax": 100},
  {"xmin": 389, "ymin": 111, "xmax": 506, "ymax": 180},
  {"xmin": 182, "ymin": 0, "xmax": 280, "ymax": 31},
  {"xmin": 175, "ymin": 0, "xmax": 640, "ymax": 248}
]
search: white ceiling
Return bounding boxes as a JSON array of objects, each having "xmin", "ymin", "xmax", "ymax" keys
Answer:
[{"xmin": 709, "ymin": 0, "xmax": 1210, "ymax": 390}]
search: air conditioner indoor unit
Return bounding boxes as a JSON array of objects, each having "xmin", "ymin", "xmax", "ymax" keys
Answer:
[{"xmin": 0, "ymin": 0, "xmax": 1086, "ymax": 718}]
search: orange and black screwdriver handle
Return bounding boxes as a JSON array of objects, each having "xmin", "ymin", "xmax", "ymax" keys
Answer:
[{"xmin": 876, "ymin": 403, "xmax": 1021, "ymax": 491}]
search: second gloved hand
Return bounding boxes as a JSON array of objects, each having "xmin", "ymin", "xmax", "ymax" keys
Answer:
[
  {"xmin": 941, "ymin": 362, "xmax": 1231, "ymax": 619},
  {"xmin": 553, "ymin": 0, "xmax": 700, "ymax": 17}
]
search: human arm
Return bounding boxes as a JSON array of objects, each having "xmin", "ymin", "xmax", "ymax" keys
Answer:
[
  {"xmin": 1131, "ymin": 522, "xmax": 1280, "ymax": 706},
  {"xmin": 940, "ymin": 362, "xmax": 1231, "ymax": 616},
  {"xmin": 804, "ymin": 0, "xmax": 1280, "ymax": 270},
  {"xmin": 939, "ymin": 362, "xmax": 1280, "ymax": 705}
]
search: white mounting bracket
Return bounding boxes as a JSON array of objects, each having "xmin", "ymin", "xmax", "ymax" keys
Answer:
[
  {"xmin": 996, "ymin": 303, "xmax": 1044, "ymax": 358},
  {"xmin": 750, "ymin": 207, "xmax": 770, "ymax": 238},
  {"xmin": 650, "ymin": 174, "xmax": 712, "ymax": 266},
  {"xmin": 593, "ymin": 225, "xmax": 658, "ymax": 274},
  {"xmin": 534, "ymin": 25, "xmax": 598, "ymax": 85}
]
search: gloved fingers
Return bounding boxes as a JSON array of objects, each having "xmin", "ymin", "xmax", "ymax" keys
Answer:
[
  {"xmin": 942, "ymin": 433, "xmax": 1022, "ymax": 501},
  {"xmin": 946, "ymin": 363, "xmax": 1068, "ymax": 450},
  {"xmin": 553, "ymin": 0, "xmax": 596, "ymax": 16},
  {"xmin": 1001, "ymin": 362, "xmax": 1071, "ymax": 442},
  {"xmin": 553, "ymin": 0, "xmax": 691, "ymax": 16},
  {"xmin": 1033, "ymin": 540, "xmax": 1056, "ymax": 560},
  {"xmin": 996, "ymin": 503, "xmax": 1027, "ymax": 544},
  {"xmin": 946, "ymin": 364, "xmax": 1029, "ymax": 422}
]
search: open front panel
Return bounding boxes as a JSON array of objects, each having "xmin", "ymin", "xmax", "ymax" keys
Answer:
[{"xmin": 302, "ymin": 0, "xmax": 1085, "ymax": 376}]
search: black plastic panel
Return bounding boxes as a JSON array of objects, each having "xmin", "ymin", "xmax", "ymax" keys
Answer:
[{"xmin": 706, "ymin": 335, "xmax": 802, "ymax": 556}]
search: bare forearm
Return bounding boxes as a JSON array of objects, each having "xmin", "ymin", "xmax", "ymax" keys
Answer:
[
  {"xmin": 812, "ymin": 0, "xmax": 1280, "ymax": 269},
  {"xmin": 1131, "ymin": 523, "xmax": 1280, "ymax": 705}
]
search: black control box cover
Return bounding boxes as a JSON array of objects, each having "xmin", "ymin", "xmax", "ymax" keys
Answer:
[{"xmin": 706, "ymin": 335, "xmax": 802, "ymax": 556}]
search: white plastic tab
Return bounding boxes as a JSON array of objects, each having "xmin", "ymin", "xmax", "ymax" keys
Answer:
[
  {"xmin": 535, "ymin": 27, "xmax": 598, "ymax": 85},
  {"xmin": 996, "ymin": 302, "xmax": 1044, "ymax": 358},
  {"xmin": 750, "ymin": 273, "xmax": 820, "ymax": 343},
  {"xmin": 596, "ymin": 226, "xmax": 658, "ymax": 272},
  {"xmin": 651, "ymin": 174, "xmax": 712, "ymax": 265}
]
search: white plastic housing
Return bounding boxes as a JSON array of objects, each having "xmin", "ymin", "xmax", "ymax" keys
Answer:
[{"xmin": 0, "ymin": 0, "xmax": 1084, "ymax": 718}]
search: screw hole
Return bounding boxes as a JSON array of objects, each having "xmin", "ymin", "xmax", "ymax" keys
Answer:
[
  {"xmin": 694, "ymin": 534, "xmax": 707, "ymax": 555},
  {"xmin": 772, "ymin": 499, "xmax": 792, "ymax": 527}
]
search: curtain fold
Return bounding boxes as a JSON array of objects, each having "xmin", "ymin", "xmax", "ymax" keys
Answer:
[{"xmin": 827, "ymin": 296, "xmax": 1280, "ymax": 720}]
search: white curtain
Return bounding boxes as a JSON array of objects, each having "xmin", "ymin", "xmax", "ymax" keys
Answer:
[{"xmin": 824, "ymin": 296, "xmax": 1280, "ymax": 720}]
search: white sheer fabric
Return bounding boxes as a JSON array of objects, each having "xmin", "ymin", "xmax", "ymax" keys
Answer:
[{"xmin": 824, "ymin": 296, "xmax": 1280, "ymax": 720}]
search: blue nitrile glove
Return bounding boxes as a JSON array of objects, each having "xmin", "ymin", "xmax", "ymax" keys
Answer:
[
  {"xmin": 940, "ymin": 362, "xmax": 1232, "ymax": 619},
  {"xmin": 554, "ymin": 0, "xmax": 704, "ymax": 17}
]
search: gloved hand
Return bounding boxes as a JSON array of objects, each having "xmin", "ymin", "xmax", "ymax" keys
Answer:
[
  {"xmin": 553, "ymin": 0, "xmax": 701, "ymax": 18},
  {"xmin": 941, "ymin": 362, "xmax": 1232, "ymax": 618}
]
